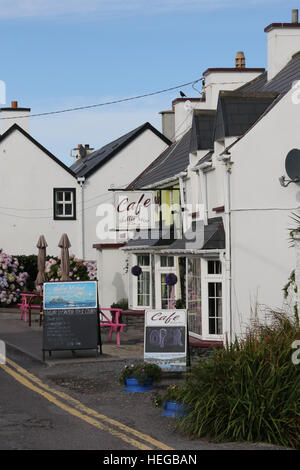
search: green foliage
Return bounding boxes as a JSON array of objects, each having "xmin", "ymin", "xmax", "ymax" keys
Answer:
[
  {"xmin": 176, "ymin": 312, "xmax": 300, "ymax": 449},
  {"xmin": 175, "ymin": 298, "xmax": 186, "ymax": 309},
  {"xmin": 15, "ymin": 255, "xmax": 38, "ymax": 291},
  {"xmin": 111, "ymin": 298, "xmax": 128, "ymax": 310},
  {"xmin": 152, "ymin": 385, "xmax": 181, "ymax": 408},
  {"xmin": 119, "ymin": 362, "xmax": 162, "ymax": 386}
]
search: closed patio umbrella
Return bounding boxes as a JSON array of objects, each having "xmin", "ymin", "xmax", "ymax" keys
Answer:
[
  {"xmin": 35, "ymin": 235, "xmax": 48, "ymax": 286},
  {"xmin": 58, "ymin": 233, "xmax": 71, "ymax": 281}
]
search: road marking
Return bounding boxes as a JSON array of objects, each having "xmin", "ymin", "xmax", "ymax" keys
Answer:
[{"xmin": 1, "ymin": 358, "xmax": 174, "ymax": 451}]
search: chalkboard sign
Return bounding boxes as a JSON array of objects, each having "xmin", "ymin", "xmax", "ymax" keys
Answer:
[
  {"xmin": 43, "ymin": 281, "xmax": 101, "ymax": 360},
  {"xmin": 144, "ymin": 310, "xmax": 187, "ymax": 371}
]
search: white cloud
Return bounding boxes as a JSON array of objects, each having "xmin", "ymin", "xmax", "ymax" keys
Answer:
[{"xmin": 0, "ymin": 0, "xmax": 282, "ymax": 19}]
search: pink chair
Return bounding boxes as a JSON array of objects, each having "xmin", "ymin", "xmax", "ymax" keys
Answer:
[{"xmin": 99, "ymin": 308, "xmax": 126, "ymax": 345}]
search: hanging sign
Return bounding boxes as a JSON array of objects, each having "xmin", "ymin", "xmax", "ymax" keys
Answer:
[
  {"xmin": 144, "ymin": 309, "xmax": 187, "ymax": 371},
  {"xmin": 114, "ymin": 191, "xmax": 155, "ymax": 230}
]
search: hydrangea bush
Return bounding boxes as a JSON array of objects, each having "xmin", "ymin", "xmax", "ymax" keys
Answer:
[
  {"xmin": 45, "ymin": 255, "xmax": 97, "ymax": 283},
  {"xmin": 0, "ymin": 250, "xmax": 29, "ymax": 305}
]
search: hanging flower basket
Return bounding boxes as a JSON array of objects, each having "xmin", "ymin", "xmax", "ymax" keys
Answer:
[
  {"xmin": 165, "ymin": 273, "xmax": 178, "ymax": 286},
  {"xmin": 131, "ymin": 265, "xmax": 142, "ymax": 277}
]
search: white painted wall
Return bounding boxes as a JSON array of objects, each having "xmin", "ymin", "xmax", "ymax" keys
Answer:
[
  {"xmin": 96, "ymin": 247, "xmax": 128, "ymax": 308},
  {"xmin": 83, "ymin": 128, "xmax": 169, "ymax": 260},
  {"xmin": 0, "ymin": 128, "xmax": 80, "ymax": 256},
  {"xmin": 267, "ymin": 27, "xmax": 300, "ymax": 80},
  {"xmin": 203, "ymin": 71, "xmax": 263, "ymax": 109},
  {"xmin": 227, "ymin": 88, "xmax": 300, "ymax": 335}
]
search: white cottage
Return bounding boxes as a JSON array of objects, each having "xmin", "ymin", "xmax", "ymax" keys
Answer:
[
  {"xmin": 121, "ymin": 10, "xmax": 300, "ymax": 344},
  {"xmin": 0, "ymin": 102, "xmax": 80, "ymax": 256},
  {"xmin": 0, "ymin": 103, "xmax": 170, "ymax": 311}
]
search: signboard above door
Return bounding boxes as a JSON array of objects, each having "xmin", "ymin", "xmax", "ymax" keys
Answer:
[{"xmin": 114, "ymin": 191, "xmax": 155, "ymax": 230}]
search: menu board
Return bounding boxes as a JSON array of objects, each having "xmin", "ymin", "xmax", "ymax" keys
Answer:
[
  {"xmin": 144, "ymin": 309, "xmax": 187, "ymax": 371},
  {"xmin": 43, "ymin": 281, "xmax": 101, "ymax": 360}
]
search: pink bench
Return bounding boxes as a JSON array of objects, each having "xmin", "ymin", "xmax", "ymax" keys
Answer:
[{"xmin": 99, "ymin": 308, "xmax": 126, "ymax": 346}]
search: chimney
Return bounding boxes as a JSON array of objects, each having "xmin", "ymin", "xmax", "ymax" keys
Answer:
[
  {"xmin": 72, "ymin": 143, "xmax": 94, "ymax": 161},
  {"xmin": 235, "ymin": 51, "xmax": 245, "ymax": 69},
  {"xmin": 265, "ymin": 9, "xmax": 300, "ymax": 80},
  {"xmin": 0, "ymin": 101, "xmax": 31, "ymax": 134},
  {"xmin": 159, "ymin": 110, "xmax": 175, "ymax": 142}
]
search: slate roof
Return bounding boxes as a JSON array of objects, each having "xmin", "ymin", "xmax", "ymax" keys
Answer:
[
  {"xmin": 70, "ymin": 122, "xmax": 170, "ymax": 178},
  {"xmin": 236, "ymin": 51, "xmax": 300, "ymax": 95},
  {"xmin": 189, "ymin": 110, "xmax": 216, "ymax": 153},
  {"xmin": 123, "ymin": 217, "xmax": 225, "ymax": 252},
  {"xmin": 214, "ymin": 91, "xmax": 278, "ymax": 141},
  {"xmin": 127, "ymin": 128, "xmax": 192, "ymax": 189}
]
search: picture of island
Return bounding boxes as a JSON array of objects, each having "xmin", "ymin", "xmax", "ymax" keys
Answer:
[{"xmin": 44, "ymin": 281, "xmax": 97, "ymax": 310}]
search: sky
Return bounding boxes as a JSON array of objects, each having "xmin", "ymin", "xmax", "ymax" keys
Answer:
[{"xmin": 0, "ymin": 0, "xmax": 298, "ymax": 166}]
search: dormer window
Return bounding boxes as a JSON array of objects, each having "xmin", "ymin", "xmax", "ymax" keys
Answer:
[{"xmin": 53, "ymin": 188, "xmax": 76, "ymax": 220}]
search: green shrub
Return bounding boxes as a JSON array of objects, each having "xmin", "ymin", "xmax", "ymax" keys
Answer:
[
  {"xmin": 111, "ymin": 298, "xmax": 128, "ymax": 310},
  {"xmin": 15, "ymin": 255, "xmax": 38, "ymax": 291},
  {"xmin": 177, "ymin": 312, "xmax": 300, "ymax": 449},
  {"xmin": 119, "ymin": 362, "xmax": 162, "ymax": 386}
]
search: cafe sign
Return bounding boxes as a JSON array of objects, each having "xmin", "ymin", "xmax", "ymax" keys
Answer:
[
  {"xmin": 144, "ymin": 309, "xmax": 188, "ymax": 371},
  {"xmin": 114, "ymin": 191, "xmax": 155, "ymax": 230}
]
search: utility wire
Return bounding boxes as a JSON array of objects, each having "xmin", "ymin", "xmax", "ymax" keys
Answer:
[{"xmin": 1, "ymin": 78, "xmax": 203, "ymax": 120}]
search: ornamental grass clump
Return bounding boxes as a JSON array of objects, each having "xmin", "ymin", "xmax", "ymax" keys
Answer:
[
  {"xmin": 177, "ymin": 312, "xmax": 300, "ymax": 449},
  {"xmin": 119, "ymin": 362, "xmax": 162, "ymax": 386}
]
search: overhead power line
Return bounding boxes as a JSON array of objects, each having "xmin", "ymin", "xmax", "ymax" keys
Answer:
[{"xmin": 2, "ymin": 78, "xmax": 203, "ymax": 120}]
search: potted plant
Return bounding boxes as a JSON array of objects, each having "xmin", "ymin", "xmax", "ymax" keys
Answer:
[
  {"xmin": 152, "ymin": 385, "xmax": 188, "ymax": 418},
  {"xmin": 119, "ymin": 362, "xmax": 162, "ymax": 392}
]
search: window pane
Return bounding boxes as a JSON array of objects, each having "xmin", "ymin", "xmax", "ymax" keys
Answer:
[
  {"xmin": 65, "ymin": 192, "xmax": 72, "ymax": 201},
  {"xmin": 208, "ymin": 260, "xmax": 222, "ymax": 274},
  {"xmin": 208, "ymin": 282, "xmax": 215, "ymax": 297},
  {"xmin": 160, "ymin": 256, "xmax": 167, "ymax": 267},
  {"xmin": 137, "ymin": 271, "xmax": 150, "ymax": 306},
  {"xmin": 56, "ymin": 192, "xmax": 64, "ymax": 202},
  {"xmin": 208, "ymin": 298, "xmax": 216, "ymax": 316},
  {"xmin": 137, "ymin": 255, "xmax": 150, "ymax": 266},
  {"xmin": 168, "ymin": 256, "xmax": 174, "ymax": 267},
  {"xmin": 161, "ymin": 274, "xmax": 173, "ymax": 309},
  {"xmin": 64, "ymin": 204, "xmax": 72, "ymax": 215},
  {"xmin": 209, "ymin": 318, "xmax": 216, "ymax": 335},
  {"xmin": 56, "ymin": 203, "xmax": 63, "ymax": 215}
]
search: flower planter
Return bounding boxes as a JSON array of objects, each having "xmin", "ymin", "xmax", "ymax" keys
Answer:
[
  {"xmin": 124, "ymin": 377, "xmax": 153, "ymax": 393},
  {"xmin": 162, "ymin": 401, "xmax": 188, "ymax": 418}
]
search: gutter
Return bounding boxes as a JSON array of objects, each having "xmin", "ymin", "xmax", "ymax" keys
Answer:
[{"xmin": 77, "ymin": 176, "xmax": 86, "ymax": 260}]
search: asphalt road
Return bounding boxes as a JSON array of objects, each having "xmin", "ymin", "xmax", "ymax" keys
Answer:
[{"xmin": 0, "ymin": 346, "xmax": 285, "ymax": 452}]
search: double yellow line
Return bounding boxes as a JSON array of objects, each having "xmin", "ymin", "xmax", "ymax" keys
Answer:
[{"xmin": 0, "ymin": 357, "xmax": 173, "ymax": 451}]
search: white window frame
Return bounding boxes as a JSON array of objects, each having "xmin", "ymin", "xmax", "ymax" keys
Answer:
[
  {"xmin": 201, "ymin": 258, "xmax": 224, "ymax": 341},
  {"xmin": 132, "ymin": 253, "xmax": 152, "ymax": 309},
  {"xmin": 54, "ymin": 188, "xmax": 76, "ymax": 220},
  {"xmin": 155, "ymin": 254, "xmax": 178, "ymax": 309}
]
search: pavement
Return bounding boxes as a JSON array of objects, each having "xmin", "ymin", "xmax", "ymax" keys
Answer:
[{"xmin": 0, "ymin": 310, "xmax": 144, "ymax": 366}]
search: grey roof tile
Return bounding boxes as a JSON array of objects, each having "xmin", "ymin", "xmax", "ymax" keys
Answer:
[{"xmin": 70, "ymin": 122, "xmax": 170, "ymax": 178}]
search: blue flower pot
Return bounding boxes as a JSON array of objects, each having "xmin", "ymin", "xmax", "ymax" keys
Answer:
[
  {"xmin": 162, "ymin": 401, "xmax": 188, "ymax": 418},
  {"xmin": 124, "ymin": 377, "xmax": 153, "ymax": 392}
]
